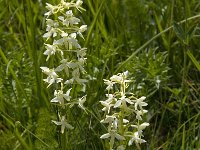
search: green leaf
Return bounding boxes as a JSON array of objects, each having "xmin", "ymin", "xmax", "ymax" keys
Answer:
[
  {"xmin": 187, "ymin": 50, "xmax": 200, "ymax": 72},
  {"xmin": 173, "ymin": 22, "xmax": 185, "ymax": 41}
]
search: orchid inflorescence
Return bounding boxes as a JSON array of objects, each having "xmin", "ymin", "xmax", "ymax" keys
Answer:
[
  {"xmin": 41, "ymin": 0, "xmax": 87, "ymax": 134},
  {"xmin": 41, "ymin": 0, "xmax": 149, "ymax": 148},
  {"xmin": 100, "ymin": 71, "xmax": 149, "ymax": 149}
]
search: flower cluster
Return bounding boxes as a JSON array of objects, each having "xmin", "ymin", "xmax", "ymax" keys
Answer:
[
  {"xmin": 100, "ymin": 71, "xmax": 149, "ymax": 149},
  {"xmin": 41, "ymin": 0, "xmax": 87, "ymax": 134}
]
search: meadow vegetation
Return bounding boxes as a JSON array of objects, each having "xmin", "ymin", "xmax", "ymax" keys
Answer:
[{"xmin": 0, "ymin": 0, "xmax": 200, "ymax": 149}]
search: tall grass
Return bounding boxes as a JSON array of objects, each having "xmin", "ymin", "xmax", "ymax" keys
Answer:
[{"xmin": 0, "ymin": 0, "xmax": 200, "ymax": 149}]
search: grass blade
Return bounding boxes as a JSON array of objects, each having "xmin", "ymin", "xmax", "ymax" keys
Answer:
[{"xmin": 187, "ymin": 50, "xmax": 200, "ymax": 72}]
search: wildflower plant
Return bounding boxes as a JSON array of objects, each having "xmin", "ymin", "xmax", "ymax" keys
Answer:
[
  {"xmin": 41, "ymin": 0, "xmax": 87, "ymax": 135},
  {"xmin": 100, "ymin": 71, "xmax": 149, "ymax": 149}
]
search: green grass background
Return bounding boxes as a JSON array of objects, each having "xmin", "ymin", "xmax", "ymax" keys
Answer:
[{"xmin": 0, "ymin": 0, "xmax": 200, "ymax": 149}]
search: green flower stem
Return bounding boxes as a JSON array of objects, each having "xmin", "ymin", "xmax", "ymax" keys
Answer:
[
  {"xmin": 61, "ymin": 130, "xmax": 67, "ymax": 150},
  {"xmin": 119, "ymin": 82, "xmax": 125, "ymax": 146},
  {"xmin": 119, "ymin": 109, "xmax": 125, "ymax": 147},
  {"xmin": 135, "ymin": 142, "xmax": 141, "ymax": 150}
]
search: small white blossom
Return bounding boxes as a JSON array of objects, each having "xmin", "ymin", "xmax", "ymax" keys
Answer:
[
  {"xmin": 45, "ymin": 3, "xmax": 58, "ymax": 16},
  {"xmin": 100, "ymin": 101, "xmax": 113, "ymax": 114},
  {"xmin": 78, "ymin": 25, "xmax": 87, "ymax": 39},
  {"xmin": 101, "ymin": 115, "xmax": 118, "ymax": 130},
  {"xmin": 58, "ymin": 11, "xmax": 80, "ymax": 27},
  {"xmin": 51, "ymin": 88, "xmax": 72, "ymax": 106},
  {"xmin": 105, "ymin": 94, "xmax": 116, "ymax": 103},
  {"xmin": 55, "ymin": 33, "xmax": 81, "ymax": 49},
  {"xmin": 134, "ymin": 96, "xmax": 148, "ymax": 111},
  {"xmin": 103, "ymin": 79, "xmax": 114, "ymax": 91},
  {"xmin": 61, "ymin": 0, "xmax": 71, "ymax": 9},
  {"xmin": 77, "ymin": 95, "xmax": 86, "ymax": 110},
  {"xmin": 66, "ymin": 10, "xmax": 73, "ymax": 17},
  {"xmin": 79, "ymin": 25, "xmax": 87, "ymax": 32},
  {"xmin": 58, "ymin": 16, "xmax": 70, "ymax": 26},
  {"xmin": 68, "ymin": 33, "xmax": 81, "ymax": 48},
  {"xmin": 123, "ymin": 71, "xmax": 129, "ymax": 78},
  {"xmin": 43, "ymin": 19, "xmax": 58, "ymax": 39},
  {"xmin": 128, "ymin": 132, "xmax": 146, "ymax": 145},
  {"xmin": 135, "ymin": 109, "xmax": 148, "ymax": 120},
  {"xmin": 101, "ymin": 115, "xmax": 115, "ymax": 124},
  {"xmin": 110, "ymin": 75, "xmax": 123, "ymax": 84},
  {"xmin": 43, "ymin": 44, "xmax": 58, "ymax": 61},
  {"xmin": 123, "ymin": 119, "xmax": 129, "ymax": 124},
  {"xmin": 155, "ymin": 76, "xmax": 161, "ymax": 89},
  {"xmin": 55, "ymin": 59, "xmax": 83, "ymax": 77},
  {"xmin": 114, "ymin": 95, "xmax": 133, "ymax": 108},
  {"xmin": 40, "ymin": 67, "xmax": 62, "ymax": 87},
  {"xmin": 55, "ymin": 59, "xmax": 70, "ymax": 76},
  {"xmin": 69, "ymin": 16, "xmax": 80, "ymax": 26},
  {"xmin": 75, "ymin": 0, "xmax": 83, "ymax": 11},
  {"xmin": 131, "ymin": 122, "xmax": 150, "ymax": 136},
  {"xmin": 52, "ymin": 116, "xmax": 74, "ymax": 134},
  {"xmin": 100, "ymin": 130, "xmax": 125, "ymax": 149},
  {"xmin": 64, "ymin": 68, "xmax": 87, "ymax": 85},
  {"xmin": 74, "ymin": 48, "xmax": 87, "ymax": 59}
]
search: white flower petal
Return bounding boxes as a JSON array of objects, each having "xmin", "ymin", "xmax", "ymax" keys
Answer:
[
  {"xmin": 128, "ymin": 138, "xmax": 134, "ymax": 146},
  {"xmin": 51, "ymin": 97, "xmax": 59, "ymax": 103},
  {"xmin": 115, "ymin": 133, "xmax": 125, "ymax": 140},
  {"xmin": 114, "ymin": 100, "xmax": 122, "ymax": 108},
  {"xmin": 140, "ymin": 122, "xmax": 150, "ymax": 130},
  {"xmin": 51, "ymin": 120, "xmax": 62, "ymax": 126},
  {"xmin": 100, "ymin": 133, "xmax": 110, "ymax": 139}
]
